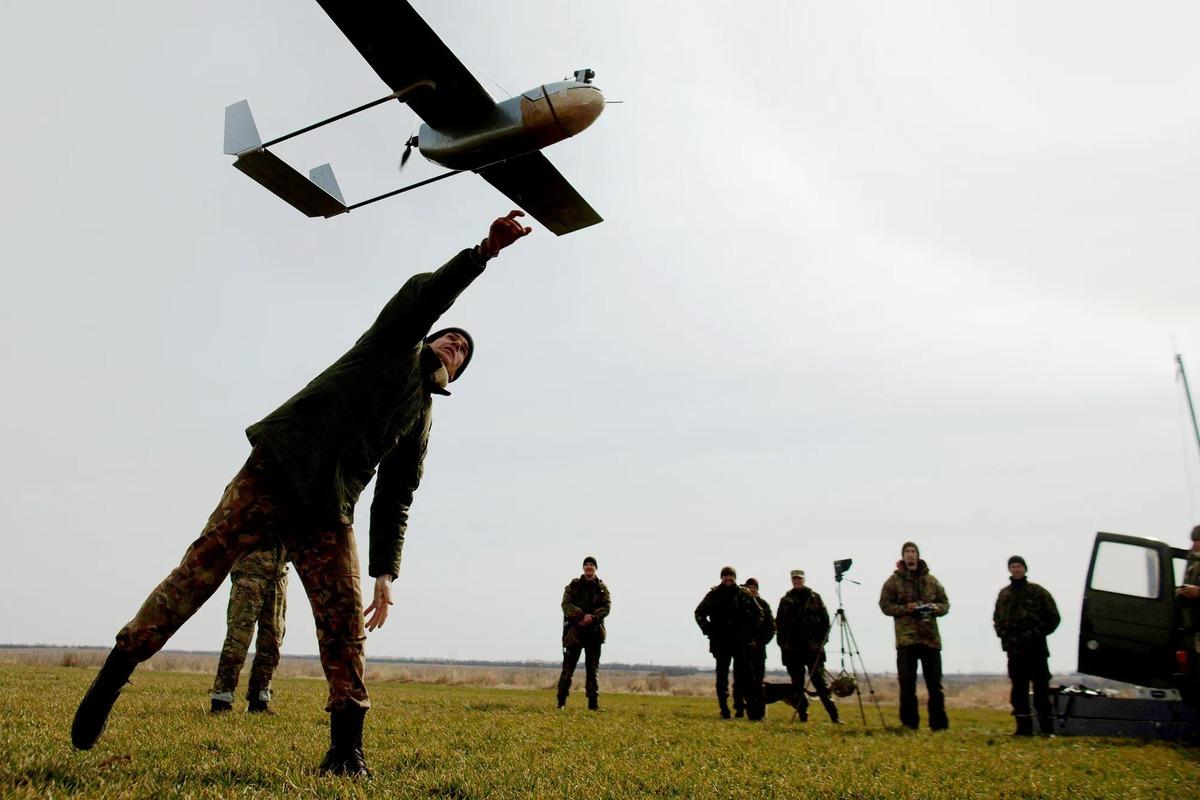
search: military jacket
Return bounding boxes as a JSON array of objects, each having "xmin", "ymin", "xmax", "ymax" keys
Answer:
[
  {"xmin": 246, "ymin": 248, "xmax": 486, "ymax": 579},
  {"xmin": 776, "ymin": 587, "xmax": 830, "ymax": 660},
  {"xmin": 694, "ymin": 583, "xmax": 763, "ymax": 647},
  {"xmin": 1182, "ymin": 552, "xmax": 1200, "ymax": 639},
  {"xmin": 751, "ymin": 595, "xmax": 775, "ymax": 649},
  {"xmin": 879, "ymin": 560, "xmax": 950, "ymax": 649},
  {"xmin": 993, "ymin": 578, "xmax": 1060, "ymax": 656},
  {"xmin": 561, "ymin": 575, "xmax": 612, "ymax": 647},
  {"xmin": 230, "ymin": 538, "xmax": 288, "ymax": 580}
]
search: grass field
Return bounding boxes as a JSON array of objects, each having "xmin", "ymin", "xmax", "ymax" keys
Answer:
[{"xmin": 1, "ymin": 664, "xmax": 1195, "ymax": 799}]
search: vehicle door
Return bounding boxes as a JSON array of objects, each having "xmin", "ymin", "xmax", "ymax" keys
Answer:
[{"xmin": 1078, "ymin": 532, "xmax": 1179, "ymax": 688}]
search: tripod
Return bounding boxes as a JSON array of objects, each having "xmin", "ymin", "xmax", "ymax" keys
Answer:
[{"xmin": 828, "ymin": 574, "xmax": 888, "ymax": 728}]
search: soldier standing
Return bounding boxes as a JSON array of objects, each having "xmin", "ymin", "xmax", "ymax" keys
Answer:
[
  {"xmin": 776, "ymin": 569, "xmax": 840, "ymax": 723},
  {"xmin": 1174, "ymin": 525, "xmax": 1200, "ymax": 682},
  {"xmin": 695, "ymin": 566, "xmax": 764, "ymax": 720},
  {"xmin": 993, "ymin": 555, "xmax": 1060, "ymax": 735},
  {"xmin": 879, "ymin": 541, "xmax": 950, "ymax": 730},
  {"xmin": 71, "ymin": 212, "xmax": 533, "ymax": 777},
  {"xmin": 556, "ymin": 556, "xmax": 612, "ymax": 711},
  {"xmin": 209, "ymin": 539, "xmax": 289, "ymax": 714},
  {"xmin": 733, "ymin": 578, "xmax": 775, "ymax": 719}
]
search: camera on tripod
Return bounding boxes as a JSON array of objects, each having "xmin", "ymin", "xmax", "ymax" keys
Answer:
[{"xmin": 833, "ymin": 558, "xmax": 853, "ymax": 582}]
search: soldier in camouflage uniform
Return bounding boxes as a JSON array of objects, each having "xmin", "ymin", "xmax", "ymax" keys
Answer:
[
  {"xmin": 556, "ymin": 556, "xmax": 612, "ymax": 711},
  {"xmin": 209, "ymin": 539, "xmax": 289, "ymax": 714},
  {"xmin": 72, "ymin": 212, "xmax": 533, "ymax": 778},
  {"xmin": 879, "ymin": 541, "xmax": 950, "ymax": 730},
  {"xmin": 776, "ymin": 569, "xmax": 840, "ymax": 723},
  {"xmin": 733, "ymin": 578, "xmax": 774, "ymax": 719},
  {"xmin": 993, "ymin": 555, "xmax": 1060, "ymax": 735},
  {"xmin": 1175, "ymin": 525, "xmax": 1200, "ymax": 687},
  {"xmin": 695, "ymin": 566, "xmax": 764, "ymax": 720}
]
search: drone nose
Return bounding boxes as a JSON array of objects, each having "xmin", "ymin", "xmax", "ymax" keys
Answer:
[{"xmin": 551, "ymin": 85, "xmax": 605, "ymax": 137}]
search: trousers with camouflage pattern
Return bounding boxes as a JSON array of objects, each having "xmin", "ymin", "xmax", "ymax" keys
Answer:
[
  {"xmin": 115, "ymin": 448, "xmax": 369, "ymax": 711},
  {"xmin": 210, "ymin": 546, "xmax": 289, "ymax": 703}
]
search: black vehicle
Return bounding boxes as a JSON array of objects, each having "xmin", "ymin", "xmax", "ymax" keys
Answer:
[{"xmin": 1061, "ymin": 531, "xmax": 1200, "ymax": 739}]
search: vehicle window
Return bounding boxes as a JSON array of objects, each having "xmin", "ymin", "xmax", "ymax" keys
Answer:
[
  {"xmin": 1175, "ymin": 556, "xmax": 1187, "ymax": 590},
  {"xmin": 1090, "ymin": 541, "xmax": 1160, "ymax": 598}
]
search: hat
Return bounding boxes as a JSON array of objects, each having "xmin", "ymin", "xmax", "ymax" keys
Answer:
[
  {"xmin": 424, "ymin": 327, "xmax": 474, "ymax": 381},
  {"xmin": 720, "ymin": 566, "xmax": 737, "ymax": 578},
  {"xmin": 743, "ymin": 577, "xmax": 759, "ymax": 588},
  {"xmin": 1192, "ymin": 525, "xmax": 1200, "ymax": 542},
  {"xmin": 901, "ymin": 541, "xmax": 920, "ymax": 556},
  {"xmin": 1008, "ymin": 555, "xmax": 1027, "ymax": 569},
  {"xmin": 582, "ymin": 556, "xmax": 597, "ymax": 568},
  {"xmin": 790, "ymin": 569, "xmax": 805, "ymax": 579}
]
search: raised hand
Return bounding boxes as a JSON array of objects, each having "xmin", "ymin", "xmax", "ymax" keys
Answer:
[{"xmin": 480, "ymin": 210, "xmax": 532, "ymax": 258}]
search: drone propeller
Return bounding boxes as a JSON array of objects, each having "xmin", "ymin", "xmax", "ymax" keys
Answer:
[{"xmin": 399, "ymin": 133, "xmax": 418, "ymax": 171}]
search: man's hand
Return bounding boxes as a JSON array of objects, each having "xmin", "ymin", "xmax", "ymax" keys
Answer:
[
  {"xmin": 479, "ymin": 210, "xmax": 532, "ymax": 258},
  {"xmin": 1178, "ymin": 584, "xmax": 1200, "ymax": 599},
  {"xmin": 581, "ymin": 613, "xmax": 593, "ymax": 626},
  {"xmin": 906, "ymin": 602, "xmax": 920, "ymax": 612},
  {"xmin": 364, "ymin": 575, "xmax": 394, "ymax": 631}
]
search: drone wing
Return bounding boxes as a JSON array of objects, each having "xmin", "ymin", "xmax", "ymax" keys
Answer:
[
  {"xmin": 478, "ymin": 153, "xmax": 603, "ymax": 236},
  {"xmin": 315, "ymin": 0, "xmax": 497, "ymax": 130}
]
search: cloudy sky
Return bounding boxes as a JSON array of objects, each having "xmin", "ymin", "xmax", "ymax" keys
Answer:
[{"xmin": 2, "ymin": 1, "xmax": 1198, "ymax": 676}]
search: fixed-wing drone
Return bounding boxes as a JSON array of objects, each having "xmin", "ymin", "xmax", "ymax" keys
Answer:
[{"xmin": 224, "ymin": 1, "xmax": 606, "ymax": 235}]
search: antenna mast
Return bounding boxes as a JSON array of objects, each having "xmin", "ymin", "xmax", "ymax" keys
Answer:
[{"xmin": 1177, "ymin": 353, "xmax": 1200, "ymax": 460}]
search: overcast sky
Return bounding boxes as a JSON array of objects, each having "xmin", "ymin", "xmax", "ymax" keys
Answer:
[{"xmin": 2, "ymin": 1, "xmax": 1199, "ymax": 676}]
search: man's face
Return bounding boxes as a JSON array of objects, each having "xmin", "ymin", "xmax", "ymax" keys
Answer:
[
  {"xmin": 720, "ymin": 573, "xmax": 735, "ymax": 587},
  {"xmin": 1192, "ymin": 539, "xmax": 1200, "ymax": 553},
  {"xmin": 583, "ymin": 563, "xmax": 596, "ymax": 579},
  {"xmin": 902, "ymin": 547, "xmax": 919, "ymax": 569},
  {"xmin": 429, "ymin": 332, "xmax": 470, "ymax": 380},
  {"xmin": 746, "ymin": 584, "xmax": 759, "ymax": 597},
  {"xmin": 1008, "ymin": 562, "xmax": 1026, "ymax": 580},
  {"xmin": 791, "ymin": 575, "xmax": 804, "ymax": 590}
]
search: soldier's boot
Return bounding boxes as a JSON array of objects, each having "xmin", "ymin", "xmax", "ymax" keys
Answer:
[
  {"xmin": 210, "ymin": 698, "xmax": 233, "ymax": 714},
  {"xmin": 822, "ymin": 697, "xmax": 841, "ymax": 724},
  {"xmin": 587, "ymin": 696, "xmax": 602, "ymax": 712},
  {"xmin": 71, "ymin": 647, "xmax": 138, "ymax": 750},
  {"xmin": 1037, "ymin": 715, "xmax": 1055, "ymax": 736},
  {"xmin": 318, "ymin": 707, "xmax": 370, "ymax": 778},
  {"xmin": 556, "ymin": 692, "xmax": 567, "ymax": 710},
  {"xmin": 1012, "ymin": 715, "xmax": 1034, "ymax": 736},
  {"xmin": 246, "ymin": 688, "xmax": 274, "ymax": 714},
  {"xmin": 718, "ymin": 697, "xmax": 732, "ymax": 719}
]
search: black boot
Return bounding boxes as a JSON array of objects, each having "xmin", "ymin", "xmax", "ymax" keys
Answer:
[
  {"xmin": 556, "ymin": 693, "xmax": 567, "ymax": 710},
  {"xmin": 1038, "ymin": 715, "xmax": 1055, "ymax": 736},
  {"xmin": 210, "ymin": 698, "xmax": 233, "ymax": 714},
  {"xmin": 718, "ymin": 697, "xmax": 731, "ymax": 719},
  {"xmin": 587, "ymin": 696, "xmax": 601, "ymax": 712},
  {"xmin": 71, "ymin": 648, "xmax": 137, "ymax": 750},
  {"xmin": 823, "ymin": 698, "xmax": 841, "ymax": 724},
  {"xmin": 1012, "ymin": 715, "xmax": 1034, "ymax": 736},
  {"xmin": 318, "ymin": 707, "xmax": 370, "ymax": 777},
  {"xmin": 246, "ymin": 697, "xmax": 273, "ymax": 714}
]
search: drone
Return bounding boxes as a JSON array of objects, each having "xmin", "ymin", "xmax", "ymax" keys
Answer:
[{"xmin": 223, "ymin": 1, "xmax": 606, "ymax": 235}]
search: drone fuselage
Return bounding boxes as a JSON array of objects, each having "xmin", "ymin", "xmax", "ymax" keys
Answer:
[{"xmin": 418, "ymin": 80, "xmax": 604, "ymax": 171}]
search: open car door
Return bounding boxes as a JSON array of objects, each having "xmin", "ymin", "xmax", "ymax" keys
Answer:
[{"xmin": 1078, "ymin": 532, "xmax": 1186, "ymax": 688}]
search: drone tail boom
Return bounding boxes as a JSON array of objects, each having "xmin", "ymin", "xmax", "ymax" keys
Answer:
[{"xmin": 224, "ymin": 100, "xmax": 348, "ymax": 219}]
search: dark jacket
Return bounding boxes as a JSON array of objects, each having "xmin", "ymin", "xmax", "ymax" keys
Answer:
[
  {"xmin": 879, "ymin": 559, "xmax": 950, "ymax": 649},
  {"xmin": 752, "ymin": 595, "xmax": 775, "ymax": 650},
  {"xmin": 776, "ymin": 587, "xmax": 829, "ymax": 665},
  {"xmin": 1184, "ymin": 552, "xmax": 1200, "ymax": 637},
  {"xmin": 561, "ymin": 576, "xmax": 612, "ymax": 647},
  {"xmin": 993, "ymin": 578, "xmax": 1060, "ymax": 656},
  {"xmin": 246, "ymin": 248, "xmax": 486, "ymax": 578},
  {"xmin": 695, "ymin": 583, "xmax": 763, "ymax": 651}
]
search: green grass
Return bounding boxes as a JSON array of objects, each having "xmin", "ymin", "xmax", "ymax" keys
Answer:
[{"xmin": 0, "ymin": 664, "xmax": 1195, "ymax": 799}]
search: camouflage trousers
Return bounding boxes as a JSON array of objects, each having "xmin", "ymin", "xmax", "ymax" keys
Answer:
[
  {"xmin": 210, "ymin": 570, "xmax": 287, "ymax": 702},
  {"xmin": 557, "ymin": 640, "xmax": 601, "ymax": 702},
  {"xmin": 115, "ymin": 448, "xmax": 369, "ymax": 711}
]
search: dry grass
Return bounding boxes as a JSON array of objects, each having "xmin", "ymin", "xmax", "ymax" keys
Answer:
[{"xmin": 0, "ymin": 647, "xmax": 1055, "ymax": 708}]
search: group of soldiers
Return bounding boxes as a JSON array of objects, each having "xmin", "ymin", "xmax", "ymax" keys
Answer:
[{"xmin": 684, "ymin": 541, "xmax": 1062, "ymax": 736}]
